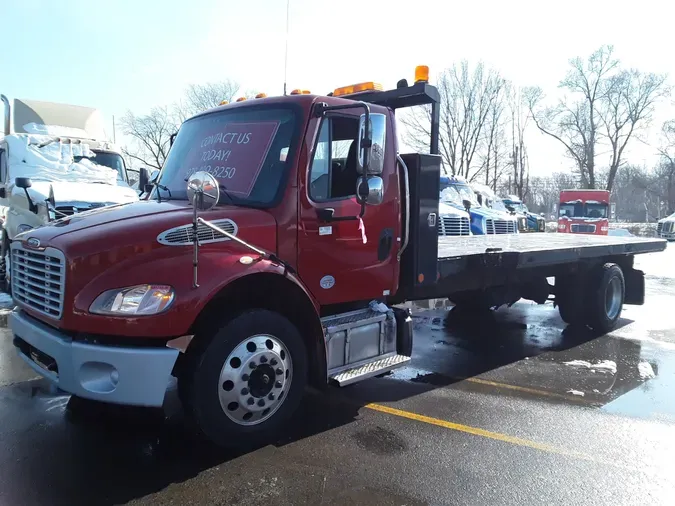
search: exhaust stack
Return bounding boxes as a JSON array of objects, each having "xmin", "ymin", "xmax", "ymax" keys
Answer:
[{"xmin": 1, "ymin": 95, "xmax": 9, "ymax": 135}]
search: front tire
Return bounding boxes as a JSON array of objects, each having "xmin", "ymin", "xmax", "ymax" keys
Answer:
[{"xmin": 179, "ymin": 309, "xmax": 308, "ymax": 448}]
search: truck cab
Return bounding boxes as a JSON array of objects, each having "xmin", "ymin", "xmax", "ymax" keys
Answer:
[
  {"xmin": 439, "ymin": 176, "xmax": 516, "ymax": 234},
  {"xmin": 657, "ymin": 212, "xmax": 675, "ymax": 241},
  {"xmin": 471, "ymin": 183, "xmax": 521, "ymax": 233},
  {"xmin": 0, "ymin": 95, "xmax": 139, "ymax": 289},
  {"xmin": 557, "ymin": 189, "xmax": 610, "ymax": 235},
  {"xmin": 503, "ymin": 195, "xmax": 545, "ymax": 232}
]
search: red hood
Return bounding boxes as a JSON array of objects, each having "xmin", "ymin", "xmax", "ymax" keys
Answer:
[
  {"xmin": 16, "ymin": 200, "xmax": 280, "ymax": 332},
  {"xmin": 19, "ymin": 200, "xmax": 277, "ymax": 251}
]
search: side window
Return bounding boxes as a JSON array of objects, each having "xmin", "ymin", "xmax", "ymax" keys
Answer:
[{"xmin": 308, "ymin": 115, "xmax": 360, "ymax": 201}]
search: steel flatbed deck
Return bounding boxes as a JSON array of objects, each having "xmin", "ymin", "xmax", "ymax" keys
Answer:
[
  {"xmin": 400, "ymin": 233, "xmax": 667, "ymax": 301},
  {"xmin": 438, "ymin": 233, "xmax": 666, "ymax": 266}
]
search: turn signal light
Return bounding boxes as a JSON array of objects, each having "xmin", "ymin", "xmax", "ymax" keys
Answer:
[
  {"xmin": 333, "ymin": 81, "xmax": 383, "ymax": 97},
  {"xmin": 235, "ymin": 97, "xmax": 247, "ymax": 102},
  {"xmin": 415, "ymin": 65, "xmax": 429, "ymax": 83},
  {"xmin": 219, "ymin": 100, "xmax": 229, "ymax": 105},
  {"xmin": 290, "ymin": 89, "xmax": 303, "ymax": 95},
  {"xmin": 255, "ymin": 93, "xmax": 268, "ymax": 98}
]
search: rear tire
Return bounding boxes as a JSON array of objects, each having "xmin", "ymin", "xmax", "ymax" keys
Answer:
[
  {"xmin": 585, "ymin": 263, "xmax": 625, "ymax": 334},
  {"xmin": 178, "ymin": 309, "xmax": 308, "ymax": 448}
]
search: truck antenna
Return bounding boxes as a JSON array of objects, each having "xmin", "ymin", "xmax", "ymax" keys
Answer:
[{"xmin": 283, "ymin": 0, "xmax": 290, "ymax": 96}]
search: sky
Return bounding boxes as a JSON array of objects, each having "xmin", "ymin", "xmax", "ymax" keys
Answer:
[{"xmin": 3, "ymin": 0, "xmax": 674, "ymax": 177}]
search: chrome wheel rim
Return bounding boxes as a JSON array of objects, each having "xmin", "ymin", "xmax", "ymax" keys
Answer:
[
  {"xmin": 218, "ymin": 334, "xmax": 293, "ymax": 426},
  {"xmin": 605, "ymin": 276, "xmax": 622, "ymax": 321}
]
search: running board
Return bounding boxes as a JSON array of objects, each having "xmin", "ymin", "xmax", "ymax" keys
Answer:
[{"xmin": 329, "ymin": 354, "xmax": 411, "ymax": 386}]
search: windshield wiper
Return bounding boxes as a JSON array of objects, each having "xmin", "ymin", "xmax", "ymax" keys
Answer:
[{"xmin": 152, "ymin": 181, "xmax": 172, "ymax": 203}]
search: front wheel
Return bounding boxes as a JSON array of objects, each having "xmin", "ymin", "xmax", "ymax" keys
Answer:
[{"xmin": 179, "ymin": 309, "xmax": 308, "ymax": 448}]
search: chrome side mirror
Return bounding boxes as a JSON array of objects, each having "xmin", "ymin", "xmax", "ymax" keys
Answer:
[
  {"xmin": 187, "ymin": 171, "xmax": 219, "ymax": 211},
  {"xmin": 357, "ymin": 113, "xmax": 386, "ymax": 175},
  {"xmin": 356, "ymin": 176, "xmax": 384, "ymax": 206}
]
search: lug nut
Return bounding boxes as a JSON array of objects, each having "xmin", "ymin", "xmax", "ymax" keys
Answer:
[
  {"xmin": 257, "ymin": 399, "xmax": 265, "ymax": 407},
  {"xmin": 268, "ymin": 393, "xmax": 275, "ymax": 401},
  {"xmin": 260, "ymin": 356, "xmax": 268, "ymax": 363},
  {"xmin": 241, "ymin": 387, "xmax": 249, "ymax": 395},
  {"xmin": 242, "ymin": 374, "xmax": 250, "ymax": 381},
  {"xmin": 275, "ymin": 368, "xmax": 283, "ymax": 375},
  {"xmin": 249, "ymin": 362, "xmax": 257, "ymax": 369},
  {"xmin": 247, "ymin": 398, "xmax": 255, "ymax": 405},
  {"xmin": 275, "ymin": 381, "xmax": 282, "ymax": 389},
  {"xmin": 270, "ymin": 358, "xmax": 278, "ymax": 366}
]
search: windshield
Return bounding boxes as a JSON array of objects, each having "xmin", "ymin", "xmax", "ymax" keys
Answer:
[
  {"xmin": 491, "ymin": 198, "xmax": 508, "ymax": 212},
  {"xmin": 559, "ymin": 202, "xmax": 608, "ymax": 218},
  {"xmin": 451, "ymin": 183, "xmax": 479, "ymax": 206},
  {"xmin": 440, "ymin": 186, "xmax": 463, "ymax": 206},
  {"xmin": 154, "ymin": 106, "xmax": 298, "ymax": 205},
  {"xmin": 74, "ymin": 151, "xmax": 126, "ymax": 181}
]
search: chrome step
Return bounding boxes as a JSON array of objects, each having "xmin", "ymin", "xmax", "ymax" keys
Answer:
[{"xmin": 329, "ymin": 354, "xmax": 411, "ymax": 386}]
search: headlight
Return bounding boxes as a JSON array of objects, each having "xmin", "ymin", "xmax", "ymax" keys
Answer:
[
  {"xmin": 90, "ymin": 284, "xmax": 175, "ymax": 315},
  {"xmin": 16, "ymin": 224, "xmax": 34, "ymax": 234}
]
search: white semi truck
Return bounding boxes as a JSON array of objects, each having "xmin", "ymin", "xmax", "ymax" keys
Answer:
[{"xmin": 0, "ymin": 95, "xmax": 140, "ymax": 291}]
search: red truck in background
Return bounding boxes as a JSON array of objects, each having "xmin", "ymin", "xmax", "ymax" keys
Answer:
[
  {"xmin": 557, "ymin": 189, "xmax": 610, "ymax": 235},
  {"xmin": 7, "ymin": 67, "xmax": 666, "ymax": 448}
]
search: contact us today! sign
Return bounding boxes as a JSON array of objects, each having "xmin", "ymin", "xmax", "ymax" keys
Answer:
[{"xmin": 184, "ymin": 121, "xmax": 280, "ymax": 197}]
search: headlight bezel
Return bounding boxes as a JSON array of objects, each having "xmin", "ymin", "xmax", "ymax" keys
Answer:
[{"xmin": 89, "ymin": 284, "xmax": 175, "ymax": 316}]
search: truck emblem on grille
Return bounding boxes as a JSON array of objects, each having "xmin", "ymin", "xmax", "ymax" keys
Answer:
[{"xmin": 27, "ymin": 238, "xmax": 40, "ymax": 248}]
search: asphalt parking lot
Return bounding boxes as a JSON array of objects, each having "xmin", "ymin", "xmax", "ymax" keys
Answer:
[{"xmin": 0, "ymin": 244, "xmax": 674, "ymax": 506}]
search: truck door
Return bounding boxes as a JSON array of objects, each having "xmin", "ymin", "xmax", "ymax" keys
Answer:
[{"xmin": 298, "ymin": 111, "xmax": 400, "ymax": 305}]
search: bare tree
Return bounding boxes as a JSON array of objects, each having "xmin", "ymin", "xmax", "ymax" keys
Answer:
[
  {"xmin": 600, "ymin": 70, "xmax": 670, "ymax": 191},
  {"xmin": 524, "ymin": 45, "xmax": 619, "ymax": 188},
  {"xmin": 656, "ymin": 120, "xmax": 675, "ymax": 213},
  {"xmin": 120, "ymin": 106, "xmax": 175, "ymax": 170},
  {"xmin": 401, "ymin": 61, "xmax": 505, "ymax": 180},
  {"xmin": 480, "ymin": 86, "xmax": 510, "ymax": 191},
  {"xmin": 509, "ymin": 86, "xmax": 531, "ymax": 200},
  {"xmin": 174, "ymin": 80, "xmax": 245, "ymax": 122}
]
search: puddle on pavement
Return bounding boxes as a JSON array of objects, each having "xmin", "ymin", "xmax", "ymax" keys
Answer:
[{"xmin": 389, "ymin": 302, "xmax": 675, "ymax": 421}]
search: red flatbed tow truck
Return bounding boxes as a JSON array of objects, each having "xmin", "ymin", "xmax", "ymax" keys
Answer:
[{"xmin": 8, "ymin": 67, "xmax": 666, "ymax": 447}]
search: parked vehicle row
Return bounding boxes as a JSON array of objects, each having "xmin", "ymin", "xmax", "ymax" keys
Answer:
[
  {"xmin": 0, "ymin": 95, "xmax": 140, "ymax": 291},
  {"xmin": 657, "ymin": 212, "xmax": 675, "ymax": 241}
]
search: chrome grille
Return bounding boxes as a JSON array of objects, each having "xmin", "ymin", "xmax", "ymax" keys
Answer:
[
  {"xmin": 493, "ymin": 219, "xmax": 516, "ymax": 234},
  {"xmin": 437, "ymin": 216, "xmax": 470, "ymax": 236},
  {"xmin": 157, "ymin": 219, "xmax": 238, "ymax": 246},
  {"xmin": 657, "ymin": 222, "xmax": 663, "ymax": 235},
  {"xmin": 11, "ymin": 244, "xmax": 66, "ymax": 319},
  {"xmin": 571, "ymin": 224, "xmax": 596, "ymax": 233},
  {"xmin": 485, "ymin": 219, "xmax": 495, "ymax": 234}
]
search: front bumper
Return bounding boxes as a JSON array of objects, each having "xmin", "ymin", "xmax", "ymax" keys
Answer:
[
  {"xmin": 658, "ymin": 231, "xmax": 675, "ymax": 240},
  {"xmin": 10, "ymin": 309, "xmax": 179, "ymax": 407}
]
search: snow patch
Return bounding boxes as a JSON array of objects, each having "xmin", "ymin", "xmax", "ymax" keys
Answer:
[
  {"xmin": 5, "ymin": 134, "xmax": 119, "ymax": 186},
  {"xmin": 563, "ymin": 360, "xmax": 617, "ymax": 374},
  {"xmin": 22, "ymin": 122, "xmax": 90, "ymax": 139},
  {"xmin": 637, "ymin": 362, "xmax": 656, "ymax": 380}
]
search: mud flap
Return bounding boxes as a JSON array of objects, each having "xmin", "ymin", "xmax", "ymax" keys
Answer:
[
  {"xmin": 392, "ymin": 307, "xmax": 413, "ymax": 357},
  {"xmin": 623, "ymin": 268, "xmax": 645, "ymax": 305}
]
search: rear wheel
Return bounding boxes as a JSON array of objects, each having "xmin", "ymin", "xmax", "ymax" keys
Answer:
[
  {"xmin": 556, "ymin": 263, "xmax": 625, "ymax": 333},
  {"xmin": 585, "ymin": 263, "xmax": 625, "ymax": 334},
  {"xmin": 179, "ymin": 309, "xmax": 308, "ymax": 448}
]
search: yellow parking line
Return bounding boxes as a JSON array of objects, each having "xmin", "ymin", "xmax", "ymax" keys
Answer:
[
  {"xmin": 464, "ymin": 377, "xmax": 594, "ymax": 404},
  {"xmin": 365, "ymin": 403, "xmax": 634, "ymax": 471}
]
